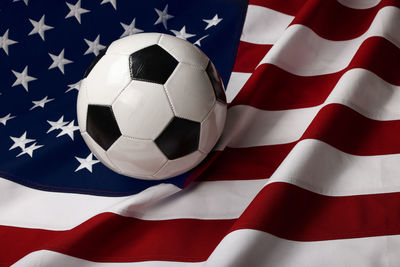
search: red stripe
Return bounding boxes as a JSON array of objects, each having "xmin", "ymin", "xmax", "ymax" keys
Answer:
[
  {"xmin": 232, "ymin": 41, "xmax": 272, "ymax": 73},
  {"xmin": 291, "ymin": 0, "xmax": 400, "ymax": 41},
  {"xmin": 186, "ymin": 150, "xmax": 222, "ymax": 186},
  {"xmin": 198, "ymin": 143, "xmax": 295, "ymax": 181},
  {"xmin": 232, "ymin": 182, "xmax": 400, "ymax": 241},
  {"xmin": 0, "ymin": 214, "xmax": 234, "ymax": 265},
  {"xmin": 247, "ymin": 0, "xmax": 400, "ymax": 41},
  {"xmin": 248, "ymin": 0, "xmax": 306, "ymax": 16},
  {"xmin": 231, "ymin": 37, "xmax": 400, "ymax": 110},
  {"xmin": 302, "ymin": 104, "xmax": 400, "ymax": 156},
  {"xmin": 199, "ymin": 103, "xmax": 400, "ymax": 181},
  {"xmin": 231, "ymin": 63, "xmax": 340, "ymax": 110},
  {"xmin": 3, "ymin": 183, "xmax": 400, "ymax": 264}
]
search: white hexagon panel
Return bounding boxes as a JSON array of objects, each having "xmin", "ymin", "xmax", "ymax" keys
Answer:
[
  {"xmin": 107, "ymin": 136, "xmax": 168, "ymax": 179},
  {"xmin": 158, "ymin": 34, "xmax": 209, "ymax": 69},
  {"xmin": 85, "ymin": 54, "xmax": 131, "ymax": 105},
  {"xmin": 164, "ymin": 63, "xmax": 216, "ymax": 122},
  {"xmin": 199, "ymin": 101, "xmax": 227, "ymax": 154},
  {"xmin": 112, "ymin": 80, "xmax": 174, "ymax": 140},
  {"xmin": 153, "ymin": 150, "xmax": 206, "ymax": 179}
]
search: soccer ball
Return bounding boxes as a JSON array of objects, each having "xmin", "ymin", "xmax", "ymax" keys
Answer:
[{"xmin": 76, "ymin": 33, "xmax": 227, "ymax": 180}]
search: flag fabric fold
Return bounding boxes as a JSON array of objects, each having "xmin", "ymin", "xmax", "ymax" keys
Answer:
[{"xmin": 1, "ymin": 0, "xmax": 400, "ymax": 266}]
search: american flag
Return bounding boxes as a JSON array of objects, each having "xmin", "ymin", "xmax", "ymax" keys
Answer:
[{"xmin": 1, "ymin": 0, "xmax": 400, "ymax": 265}]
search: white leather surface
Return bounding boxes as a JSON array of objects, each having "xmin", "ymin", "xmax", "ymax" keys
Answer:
[
  {"xmin": 158, "ymin": 33, "xmax": 209, "ymax": 70},
  {"xmin": 164, "ymin": 63, "xmax": 216, "ymax": 122},
  {"xmin": 112, "ymin": 80, "xmax": 174, "ymax": 140},
  {"xmin": 153, "ymin": 150, "xmax": 206, "ymax": 179},
  {"xmin": 85, "ymin": 54, "xmax": 131, "ymax": 105},
  {"xmin": 107, "ymin": 136, "xmax": 167, "ymax": 179},
  {"xmin": 199, "ymin": 101, "xmax": 227, "ymax": 154}
]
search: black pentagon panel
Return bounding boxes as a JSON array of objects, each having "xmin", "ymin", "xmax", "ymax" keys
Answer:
[
  {"xmin": 129, "ymin": 44, "xmax": 178, "ymax": 84},
  {"xmin": 206, "ymin": 61, "xmax": 226, "ymax": 104},
  {"xmin": 83, "ymin": 47, "xmax": 108, "ymax": 78},
  {"xmin": 86, "ymin": 105, "xmax": 121, "ymax": 151},
  {"xmin": 155, "ymin": 117, "xmax": 200, "ymax": 160}
]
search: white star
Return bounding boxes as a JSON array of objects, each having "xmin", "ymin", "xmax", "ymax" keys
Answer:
[
  {"xmin": 0, "ymin": 113, "xmax": 16, "ymax": 126},
  {"xmin": 65, "ymin": 0, "xmax": 90, "ymax": 24},
  {"xmin": 66, "ymin": 80, "xmax": 81, "ymax": 93},
  {"xmin": 48, "ymin": 49, "xmax": 73, "ymax": 74},
  {"xmin": 47, "ymin": 116, "xmax": 68, "ymax": 133},
  {"xmin": 84, "ymin": 35, "xmax": 106, "ymax": 56},
  {"xmin": 17, "ymin": 142, "xmax": 43, "ymax": 158},
  {"xmin": 57, "ymin": 120, "xmax": 79, "ymax": 140},
  {"xmin": 0, "ymin": 29, "xmax": 18, "ymax": 55},
  {"xmin": 101, "ymin": 0, "xmax": 117, "ymax": 10},
  {"xmin": 75, "ymin": 153, "xmax": 100, "ymax": 172},
  {"xmin": 13, "ymin": 0, "xmax": 29, "ymax": 6},
  {"xmin": 203, "ymin": 14, "xmax": 223, "ymax": 30},
  {"xmin": 28, "ymin": 15, "xmax": 54, "ymax": 41},
  {"xmin": 11, "ymin": 66, "xmax": 37, "ymax": 92},
  {"xmin": 154, "ymin": 4, "xmax": 174, "ymax": 30},
  {"xmin": 120, "ymin": 18, "xmax": 143, "ymax": 38},
  {"xmin": 194, "ymin": 34, "xmax": 209, "ymax": 47},
  {"xmin": 30, "ymin": 96, "xmax": 54, "ymax": 110},
  {"xmin": 170, "ymin": 26, "xmax": 195, "ymax": 40},
  {"xmin": 9, "ymin": 131, "xmax": 35, "ymax": 151}
]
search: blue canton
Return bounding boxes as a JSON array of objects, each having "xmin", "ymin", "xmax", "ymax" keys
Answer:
[{"xmin": 0, "ymin": 0, "xmax": 247, "ymax": 196}]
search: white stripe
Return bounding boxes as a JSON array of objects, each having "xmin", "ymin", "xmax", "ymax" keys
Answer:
[
  {"xmin": 259, "ymin": 6, "xmax": 400, "ymax": 76},
  {"xmin": 219, "ymin": 68, "xmax": 400, "ymax": 148},
  {"xmin": 0, "ymin": 178, "xmax": 264, "ymax": 230},
  {"xmin": 225, "ymin": 72, "xmax": 251, "ymax": 103},
  {"xmin": 240, "ymin": 5, "xmax": 294, "ymax": 44},
  {"xmin": 0, "ymin": 180, "xmax": 178, "ymax": 230},
  {"xmin": 325, "ymin": 68, "xmax": 400, "ymax": 121},
  {"xmin": 337, "ymin": 0, "xmax": 381, "ymax": 9},
  {"xmin": 269, "ymin": 139, "xmax": 400, "ymax": 196},
  {"xmin": 130, "ymin": 179, "xmax": 264, "ymax": 220},
  {"xmin": 12, "ymin": 250, "xmax": 203, "ymax": 267},
  {"xmin": 219, "ymin": 105, "xmax": 318, "ymax": 148},
  {"xmin": 206, "ymin": 229, "xmax": 400, "ymax": 267}
]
